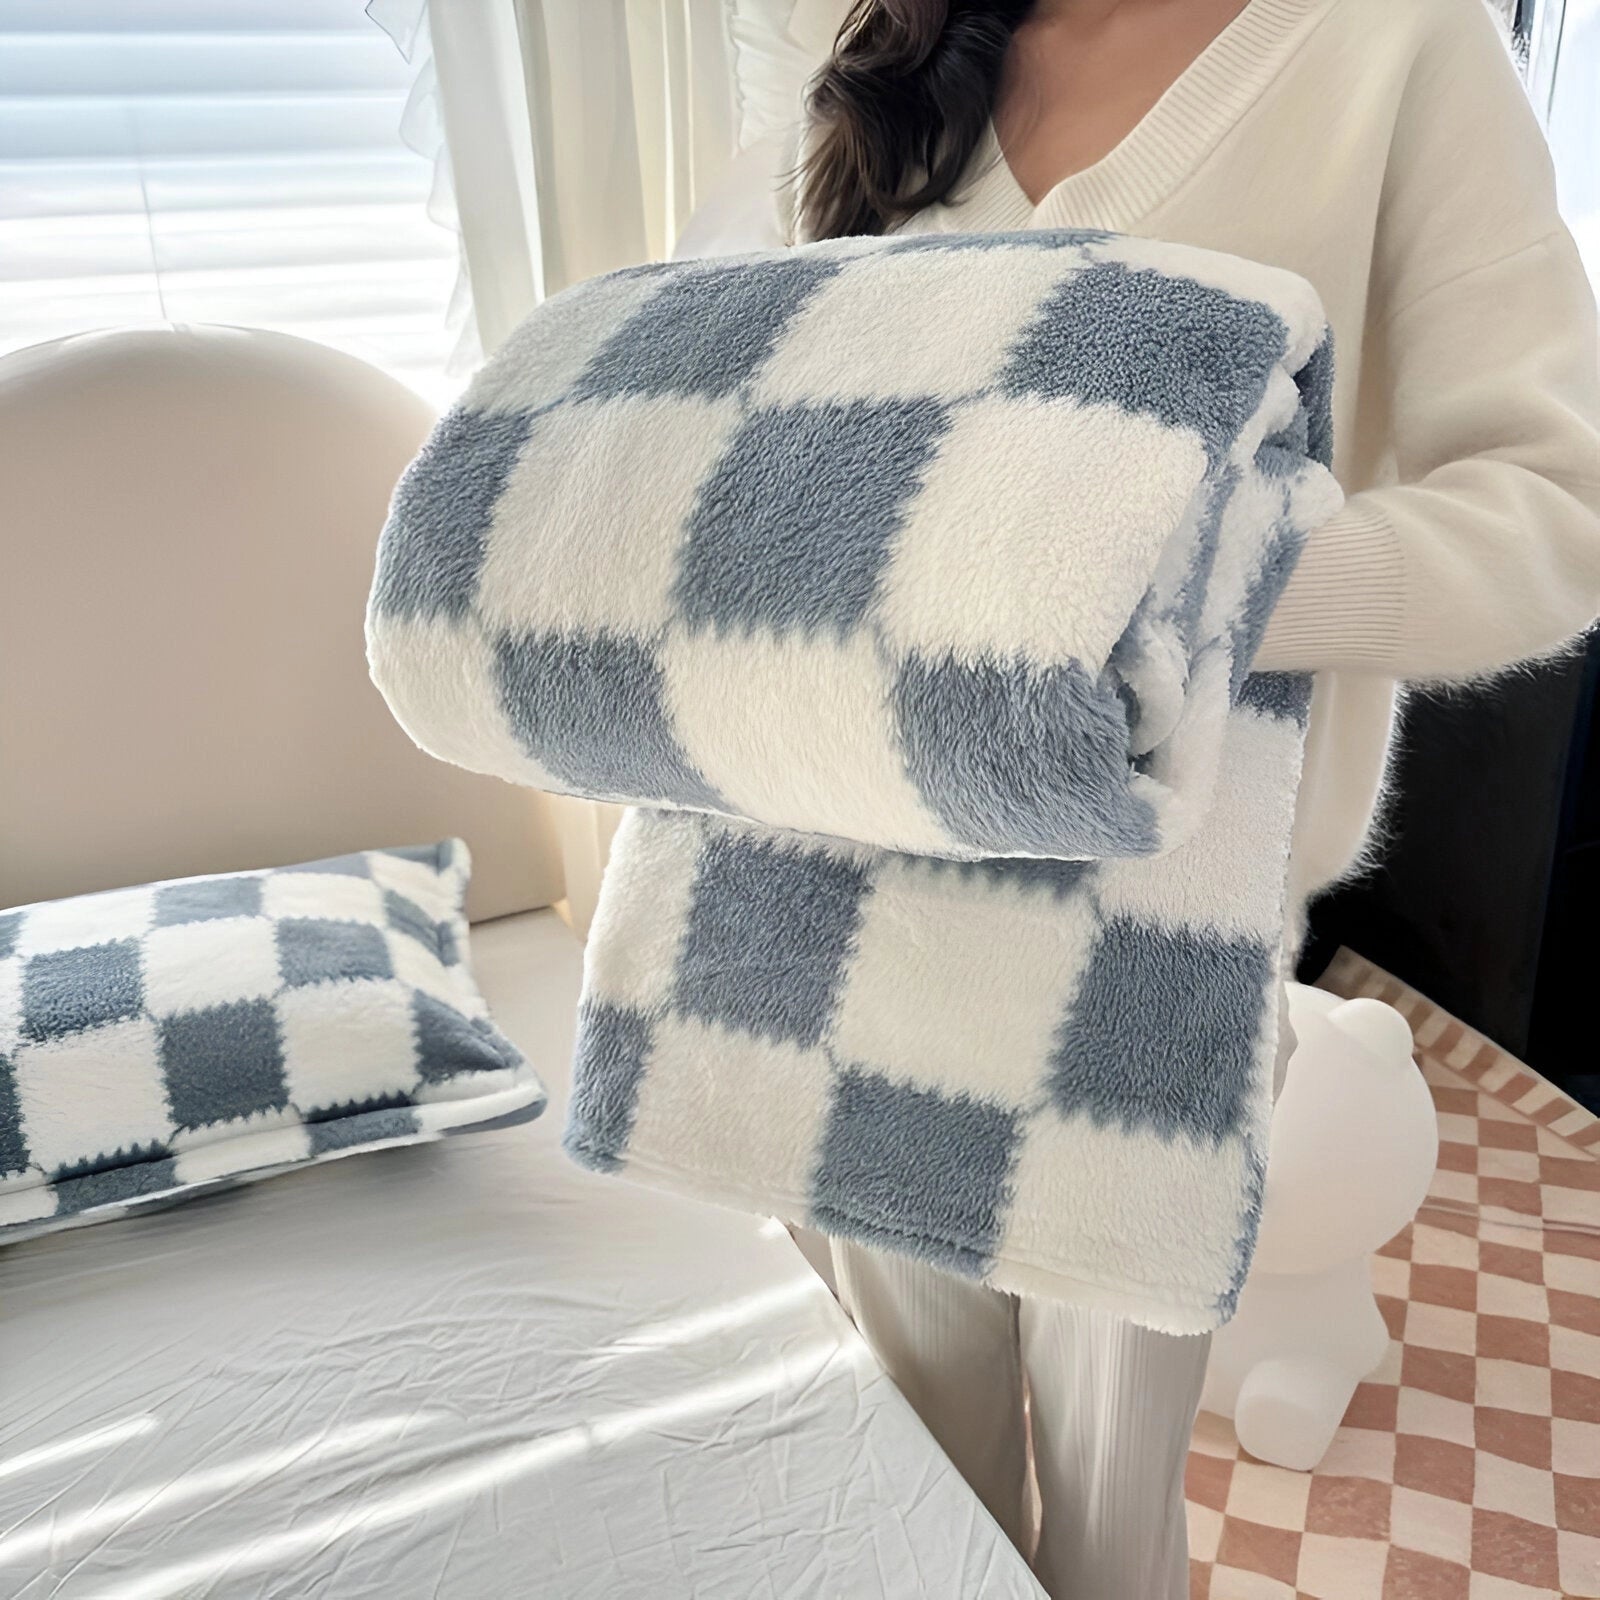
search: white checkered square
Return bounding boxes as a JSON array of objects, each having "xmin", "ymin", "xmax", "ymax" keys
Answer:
[
  {"xmin": 1477, "ymin": 1359, "xmax": 1553, "ymax": 1415},
  {"xmin": 365, "ymin": 616, "xmax": 559, "ymax": 788},
  {"xmin": 1545, "ymin": 1186, "xmax": 1600, "ymax": 1228},
  {"xmin": 276, "ymin": 976, "xmax": 418, "ymax": 1113},
  {"xmin": 750, "ymin": 242, "xmax": 1079, "ymax": 406},
  {"xmin": 260, "ymin": 871, "xmax": 385, "ymax": 924},
  {"xmin": 1299, "ymin": 1533, "xmax": 1388, "ymax": 1597},
  {"xmin": 581, "ymin": 810, "xmax": 704, "ymax": 1014},
  {"xmin": 477, "ymin": 393, "xmax": 744, "ymax": 637},
  {"xmin": 384, "ymin": 928, "xmax": 469, "ymax": 1014},
  {"xmin": 1552, "ymin": 1419, "xmax": 1600, "ymax": 1477},
  {"xmin": 1000, "ymin": 1119, "xmax": 1260, "ymax": 1326},
  {"xmin": 873, "ymin": 393, "xmax": 1208, "ymax": 671},
  {"xmin": 369, "ymin": 845, "xmax": 472, "ymax": 908},
  {"xmin": 18, "ymin": 884, "xmax": 155, "ymax": 956},
  {"xmin": 1397, "ymin": 1387, "xmax": 1477, "ymax": 1446},
  {"xmin": 14, "ymin": 1018, "xmax": 169, "ymax": 1173},
  {"xmin": 143, "ymin": 916, "xmax": 280, "ymax": 1015},
  {"xmin": 624, "ymin": 1012, "xmax": 834, "ymax": 1208},
  {"xmin": 1093, "ymin": 699, "xmax": 1306, "ymax": 940},
  {"xmin": 1551, "ymin": 1324, "xmax": 1600, "ymax": 1377},
  {"xmin": 657, "ymin": 625, "xmax": 953, "ymax": 856},
  {"xmin": 1227, "ymin": 1458, "xmax": 1311, "ymax": 1527},
  {"xmin": 1560, "ymin": 1532, "xmax": 1600, "ymax": 1598},
  {"xmin": 831, "ymin": 855, "xmax": 1098, "ymax": 1103},
  {"xmin": 173, "ymin": 1119, "xmax": 313, "ymax": 1185}
]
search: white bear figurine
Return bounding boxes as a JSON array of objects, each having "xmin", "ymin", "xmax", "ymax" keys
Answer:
[{"xmin": 1201, "ymin": 981, "xmax": 1438, "ymax": 1471}]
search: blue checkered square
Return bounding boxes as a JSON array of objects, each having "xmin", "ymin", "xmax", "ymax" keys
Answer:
[
  {"xmin": 155, "ymin": 876, "xmax": 261, "ymax": 927},
  {"xmin": 23, "ymin": 941, "xmax": 143, "ymax": 1040},
  {"xmin": 53, "ymin": 1156, "xmax": 179, "ymax": 1217},
  {"xmin": 998, "ymin": 263, "xmax": 1287, "ymax": 463},
  {"xmin": 674, "ymin": 833, "xmax": 869, "ymax": 1048},
  {"xmin": 0, "ymin": 1059, "xmax": 25, "ymax": 1175},
  {"xmin": 893, "ymin": 654, "xmax": 1161, "ymax": 858},
  {"xmin": 563, "ymin": 1001, "xmax": 656, "ymax": 1173},
  {"xmin": 1048, "ymin": 919, "xmax": 1273, "ymax": 1142},
  {"xmin": 276, "ymin": 918, "xmax": 393, "ymax": 989},
  {"xmin": 370, "ymin": 407, "xmax": 534, "ymax": 622},
  {"xmin": 384, "ymin": 889, "xmax": 442, "ymax": 953},
  {"xmin": 294, "ymin": 851, "xmax": 373, "ymax": 879},
  {"xmin": 494, "ymin": 628, "xmax": 723, "ymax": 809},
  {"xmin": 306, "ymin": 1105, "xmax": 420, "ymax": 1155},
  {"xmin": 570, "ymin": 256, "xmax": 841, "ymax": 402},
  {"xmin": 414, "ymin": 991, "xmax": 508, "ymax": 1083},
  {"xmin": 674, "ymin": 398, "xmax": 951, "ymax": 636},
  {"xmin": 812, "ymin": 1068, "xmax": 1021, "ymax": 1277},
  {"xmin": 160, "ymin": 999, "xmax": 286, "ymax": 1130}
]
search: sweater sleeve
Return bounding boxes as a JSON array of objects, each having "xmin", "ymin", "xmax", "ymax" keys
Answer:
[{"xmin": 1255, "ymin": 4, "xmax": 1600, "ymax": 680}]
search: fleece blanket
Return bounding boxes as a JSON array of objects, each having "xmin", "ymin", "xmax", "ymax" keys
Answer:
[{"xmin": 369, "ymin": 229, "xmax": 1343, "ymax": 1333}]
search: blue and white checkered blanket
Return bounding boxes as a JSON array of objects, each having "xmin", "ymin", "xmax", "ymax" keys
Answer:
[{"xmin": 369, "ymin": 230, "xmax": 1343, "ymax": 1332}]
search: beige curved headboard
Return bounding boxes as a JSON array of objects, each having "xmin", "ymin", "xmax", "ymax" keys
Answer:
[{"xmin": 0, "ymin": 325, "xmax": 563, "ymax": 922}]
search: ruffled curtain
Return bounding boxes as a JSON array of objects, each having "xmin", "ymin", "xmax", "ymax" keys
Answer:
[
  {"xmin": 365, "ymin": 0, "xmax": 483, "ymax": 375},
  {"xmin": 370, "ymin": 0, "xmax": 743, "ymax": 341}
]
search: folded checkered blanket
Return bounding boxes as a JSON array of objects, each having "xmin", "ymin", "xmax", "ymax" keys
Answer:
[{"xmin": 369, "ymin": 229, "xmax": 1343, "ymax": 1332}]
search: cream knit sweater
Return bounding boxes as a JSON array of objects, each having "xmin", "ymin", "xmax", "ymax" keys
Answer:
[{"xmin": 716, "ymin": 0, "xmax": 1600, "ymax": 910}]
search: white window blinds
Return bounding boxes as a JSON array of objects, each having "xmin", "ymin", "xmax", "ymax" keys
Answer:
[{"xmin": 0, "ymin": 0, "xmax": 457, "ymax": 403}]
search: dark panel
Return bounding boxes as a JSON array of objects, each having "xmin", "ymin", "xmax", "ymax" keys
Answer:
[{"xmin": 1300, "ymin": 645, "xmax": 1593, "ymax": 1094}]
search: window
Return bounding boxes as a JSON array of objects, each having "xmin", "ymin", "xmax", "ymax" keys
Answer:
[
  {"xmin": 1529, "ymin": 0, "xmax": 1599, "ymax": 283},
  {"xmin": 0, "ymin": 0, "xmax": 457, "ymax": 403}
]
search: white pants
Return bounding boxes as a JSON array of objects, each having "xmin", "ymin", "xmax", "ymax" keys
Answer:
[{"xmin": 832, "ymin": 1238, "xmax": 1207, "ymax": 1599}]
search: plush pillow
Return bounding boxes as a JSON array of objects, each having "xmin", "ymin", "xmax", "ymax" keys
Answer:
[{"xmin": 0, "ymin": 840, "xmax": 544, "ymax": 1241}]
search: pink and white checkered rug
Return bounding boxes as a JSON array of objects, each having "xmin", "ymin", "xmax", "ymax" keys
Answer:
[{"xmin": 1187, "ymin": 950, "xmax": 1600, "ymax": 1600}]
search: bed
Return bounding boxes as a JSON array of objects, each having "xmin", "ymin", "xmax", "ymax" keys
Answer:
[{"xmin": 0, "ymin": 908, "xmax": 1042, "ymax": 1599}]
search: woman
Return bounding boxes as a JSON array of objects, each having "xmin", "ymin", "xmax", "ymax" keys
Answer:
[{"xmin": 764, "ymin": 0, "xmax": 1600, "ymax": 1595}]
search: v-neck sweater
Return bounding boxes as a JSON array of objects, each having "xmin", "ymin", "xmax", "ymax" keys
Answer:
[{"xmin": 772, "ymin": 0, "xmax": 1600, "ymax": 905}]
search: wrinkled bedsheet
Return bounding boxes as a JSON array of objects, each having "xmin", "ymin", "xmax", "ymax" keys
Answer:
[{"xmin": 0, "ymin": 911, "xmax": 1042, "ymax": 1599}]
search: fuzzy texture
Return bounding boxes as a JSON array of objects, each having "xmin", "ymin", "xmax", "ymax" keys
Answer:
[
  {"xmin": 370, "ymin": 231, "xmax": 1336, "ymax": 864},
  {"xmin": 368, "ymin": 230, "xmax": 1342, "ymax": 1331},
  {"xmin": 0, "ymin": 841, "xmax": 544, "ymax": 1243}
]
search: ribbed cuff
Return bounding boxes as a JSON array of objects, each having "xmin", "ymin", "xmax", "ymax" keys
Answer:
[{"xmin": 1253, "ymin": 502, "xmax": 1408, "ymax": 674}]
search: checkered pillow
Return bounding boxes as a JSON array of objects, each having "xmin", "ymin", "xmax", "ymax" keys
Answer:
[{"xmin": 0, "ymin": 840, "xmax": 543, "ymax": 1242}]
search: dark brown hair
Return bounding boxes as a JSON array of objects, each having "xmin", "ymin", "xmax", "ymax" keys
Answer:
[{"xmin": 798, "ymin": 0, "xmax": 1034, "ymax": 242}]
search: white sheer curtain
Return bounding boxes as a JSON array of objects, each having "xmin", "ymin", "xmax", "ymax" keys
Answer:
[{"xmin": 428, "ymin": 0, "xmax": 739, "ymax": 340}]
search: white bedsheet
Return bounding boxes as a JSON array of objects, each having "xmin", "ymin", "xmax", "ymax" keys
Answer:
[{"xmin": 0, "ymin": 910, "xmax": 1041, "ymax": 1599}]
